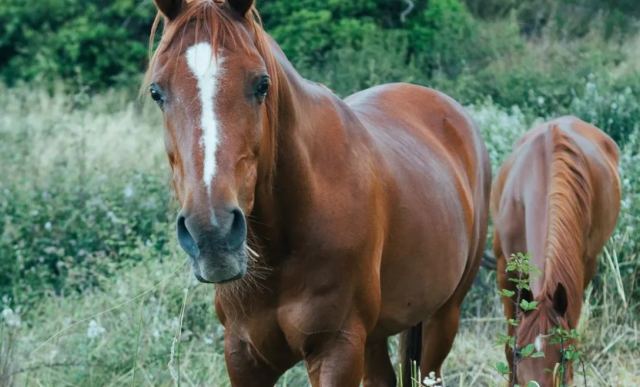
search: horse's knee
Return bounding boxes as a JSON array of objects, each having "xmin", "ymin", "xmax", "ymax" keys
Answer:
[
  {"xmin": 304, "ymin": 328, "xmax": 367, "ymax": 387},
  {"xmin": 224, "ymin": 334, "xmax": 282, "ymax": 387}
]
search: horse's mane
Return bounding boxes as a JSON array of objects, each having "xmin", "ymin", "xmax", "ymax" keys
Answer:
[
  {"xmin": 543, "ymin": 125, "xmax": 592, "ymax": 312},
  {"xmin": 144, "ymin": 0, "xmax": 280, "ymax": 188},
  {"xmin": 520, "ymin": 124, "xmax": 593, "ymax": 342}
]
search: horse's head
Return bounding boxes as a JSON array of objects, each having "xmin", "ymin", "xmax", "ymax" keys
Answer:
[
  {"xmin": 147, "ymin": 0, "xmax": 277, "ymax": 283},
  {"xmin": 515, "ymin": 283, "xmax": 574, "ymax": 387}
]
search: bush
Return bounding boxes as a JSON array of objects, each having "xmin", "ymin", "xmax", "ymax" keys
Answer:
[
  {"xmin": 409, "ymin": 0, "xmax": 480, "ymax": 78},
  {"xmin": 0, "ymin": 85, "xmax": 172, "ymax": 305},
  {"xmin": 569, "ymin": 77, "xmax": 639, "ymax": 144},
  {"xmin": 464, "ymin": 0, "xmax": 640, "ymax": 37},
  {"xmin": 298, "ymin": 30, "xmax": 421, "ymax": 96},
  {"xmin": 0, "ymin": 0, "xmax": 154, "ymax": 88}
]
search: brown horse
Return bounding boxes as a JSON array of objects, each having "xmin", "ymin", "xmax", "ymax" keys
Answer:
[
  {"xmin": 146, "ymin": 1, "xmax": 490, "ymax": 385},
  {"xmin": 491, "ymin": 117, "xmax": 621, "ymax": 386}
]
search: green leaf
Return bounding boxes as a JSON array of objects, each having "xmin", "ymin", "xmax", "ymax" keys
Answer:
[
  {"xmin": 520, "ymin": 343, "xmax": 535, "ymax": 357},
  {"xmin": 531, "ymin": 351, "xmax": 545, "ymax": 358},
  {"xmin": 563, "ymin": 348, "xmax": 581, "ymax": 361},
  {"xmin": 495, "ymin": 361, "xmax": 510, "ymax": 375},
  {"xmin": 496, "ymin": 333, "xmax": 512, "ymax": 346},
  {"xmin": 499, "ymin": 289, "xmax": 515, "ymax": 297},
  {"xmin": 520, "ymin": 299, "xmax": 538, "ymax": 311},
  {"xmin": 526, "ymin": 381, "xmax": 541, "ymax": 387}
]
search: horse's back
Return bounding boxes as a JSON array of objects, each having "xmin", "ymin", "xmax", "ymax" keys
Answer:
[
  {"xmin": 346, "ymin": 83, "xmax": 488, "ymax": 183},
  {"xmin": 494, "ymin": 116, "xmax": 619, "ymax": 221},
  {"xmin": 346, "ymin": 83, "xmax": 489, "ymax": 212},
  {"xmin": 513, "ymin": 117, "xmax": 620, "ymax": 222},
  {"xmin": 345, "ymin": 83, "xmax": 491, "ymax": 330}
]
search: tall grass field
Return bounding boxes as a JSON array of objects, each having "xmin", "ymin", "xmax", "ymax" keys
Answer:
[{"xmin": 0, "ymin": 78, "xmax": 638, "ymax": 386}]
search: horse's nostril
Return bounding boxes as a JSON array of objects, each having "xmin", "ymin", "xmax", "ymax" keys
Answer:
[
  {"xmin": 177, "ymin": 214, "xmax": 199, "ymax": 258},
  {"xmin": 226, "ymin": 207, "xmax": 247, "ymax": 250}
]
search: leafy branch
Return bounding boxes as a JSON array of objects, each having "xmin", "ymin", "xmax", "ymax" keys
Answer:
[{"xmin": 495, "ymin": 252, "xmax": 542, "ymax": 386}]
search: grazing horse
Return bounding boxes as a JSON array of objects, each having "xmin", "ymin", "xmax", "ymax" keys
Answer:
[
  {"xmin": 491, "ymin": 117, "xmax": 621, "ymax": 386},
  {"xmin": 146, "ymin": 1, "xmax": 490, "ymax": 385}
]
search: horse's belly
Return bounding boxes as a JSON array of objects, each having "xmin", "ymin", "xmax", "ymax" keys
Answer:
[
  {"xmin": 370, "ymin": 159, "xmax": 474, "ymax": 332},
  {"xmin": 375, "ymin": 217, "xmax": 470, "ymax": 334},
  {"xmin": 376, "ymin": 261, "xmax": 464, "ymax": 333}
]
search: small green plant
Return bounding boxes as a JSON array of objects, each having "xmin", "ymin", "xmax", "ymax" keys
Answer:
[
  {"xmin": 496, "ymin": 252, "xmax": 543, "ymax": 386},
  {"xmin": 548, "ymin": 327, "xmax": 585, "ymax": 387},
  {"xmin": 496, "ymin": 253, "xmax": 591, "ymax": 387}
]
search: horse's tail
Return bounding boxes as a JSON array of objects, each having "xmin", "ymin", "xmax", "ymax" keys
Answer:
[{"xmin": 400, "ymin": 322, "xmax": 422, "ymax": 386}]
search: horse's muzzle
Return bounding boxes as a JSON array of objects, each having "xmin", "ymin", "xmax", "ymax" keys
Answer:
[{"xmin": 176, "ymin": 206, "xmax": 248, "ymax": 283}]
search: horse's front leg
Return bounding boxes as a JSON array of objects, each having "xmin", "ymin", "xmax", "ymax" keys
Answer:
[
  {"xmin": 304, "ymin": 322, "xmax": 368, "ymax": 387},
  {"xmin": 224, "ymin": 333, "xmax": 284, "ymax": 387}
]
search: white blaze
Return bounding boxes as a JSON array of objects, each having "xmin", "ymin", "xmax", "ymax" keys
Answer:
[{"xmin": 186, "ymin": 42, "xmax": 224, "ymax": 192}]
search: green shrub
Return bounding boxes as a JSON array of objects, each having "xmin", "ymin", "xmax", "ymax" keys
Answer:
[
  {"xmin": 298, "ymin": 30, "xmax": 421, "ymax": 96},
  {"xmin": 464, "ymin": 0, "xmax": 640, "ymax": 38},
  {"xmin": 569, "ymin": 74, "xmax": 640, "ymax": 144},
  {"xmin": 409, "ymin": 0, "xmax": 479, "ymax": 78},
  {"xmin": 0, "ymin": 85, "xmax": 172, "ymax": 305},
  {"xmin": 0, "ymin": 0, "xmax": 154, "ymax": 88}
]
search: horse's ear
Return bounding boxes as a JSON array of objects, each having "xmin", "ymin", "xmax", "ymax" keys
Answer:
[
  {"xmin": 551, "ymin": 283, "xmax": 568, "ymax": 317},
  {"xmin": 154, "ymin": 0, "xmax": 185, "ymax": 21},
  {"xmin": 227, "ymin": 0, "xmax": 254, "ymax": 17}
]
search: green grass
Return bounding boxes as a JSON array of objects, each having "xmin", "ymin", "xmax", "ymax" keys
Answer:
[{"xmin": 1, "ymin": 84, "xmax": 639, "ymax": 386}]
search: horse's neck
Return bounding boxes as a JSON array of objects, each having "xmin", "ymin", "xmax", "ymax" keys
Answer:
[{"xmin": 250, "ymin": 50, "xmax": 347, "ymax": 261}]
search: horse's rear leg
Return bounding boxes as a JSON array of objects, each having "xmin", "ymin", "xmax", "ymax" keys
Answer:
[
  {"xmin": 363, "ymin": 338, "xmax": 396, "ymax": 387},
  {"xmin": 419, "ymin": 303, "xmax": 461, "ymax": 379}
]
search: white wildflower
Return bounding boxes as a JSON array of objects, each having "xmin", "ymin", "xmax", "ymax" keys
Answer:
[
  {"xmin": 423, "ymin": 371, "xmax": 442, "ymax": 387},
  {"xmin": 87, "ymin": 319, "xmax": 106, "ymax": 339},
  {"xmin": 537, "ymin": 96, "xmax": 545, "ymax": 106},
  {"xmin": 1, "ymin": 307, "xmax": 21, "ymax": 328},
  {"xmin": 44, "ymin": 221, "xmax": 52, "ymax": 231}
]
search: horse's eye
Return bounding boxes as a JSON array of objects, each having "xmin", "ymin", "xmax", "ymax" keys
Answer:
[
  {"xmin": 149, "ymin": 83, "xmax": 165, "ymax": 107},
  {"xmin": 255, "ymin": 76, "xmax": 270, "ymax": 101}
]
